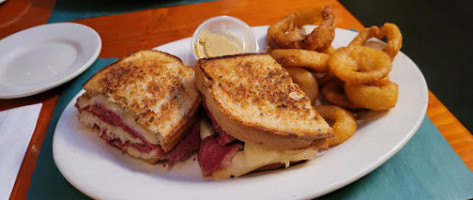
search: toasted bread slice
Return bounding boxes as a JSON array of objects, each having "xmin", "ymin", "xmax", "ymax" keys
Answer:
[
  {"xmin": 195, "ymin": 53, "xmax": 332, "ymax": 150},
  {"xmin": 80, "ymin": 50, "xmax": 201, "ymax": 153}
]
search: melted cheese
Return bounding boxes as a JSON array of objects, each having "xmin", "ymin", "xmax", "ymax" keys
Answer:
[
  {"xmin": 212, "ymin": 142, "xmax": 318, "ymax": 178},
  {"xmin": 199, "ymin": 118, "xmax": 215, "ymax": 140}
]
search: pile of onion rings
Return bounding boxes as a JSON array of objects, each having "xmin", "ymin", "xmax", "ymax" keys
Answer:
[{"xmin": 267, "ymin": 8, "xmax": 403, "ymax": 146}]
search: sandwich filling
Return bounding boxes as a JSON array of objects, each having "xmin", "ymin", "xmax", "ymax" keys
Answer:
[
  {"xmin": 198, "ymin": 99, "xmax": 319, "ymax": 178},
  {"xmin": 76, "ymin": 93, "xmax": 200, "ymax": 167}
]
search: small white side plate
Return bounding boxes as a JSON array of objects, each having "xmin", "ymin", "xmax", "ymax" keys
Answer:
[{"xmin": 0, "ymin": 23, "xmax": 101, "ymax": 99}]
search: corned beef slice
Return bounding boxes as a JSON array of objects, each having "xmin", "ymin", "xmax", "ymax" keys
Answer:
[
  {"xmin": 77, "ymin": 102, "xmax": 200, "ymax": 166},
  {"xmin": 202, "ymin": 98, "xmax": 236, "ymax": 145},
  {"xmin": 165, "ymin": 122, "xmax": 201, "ymax": 167},
  {"xmin": 198, "ymin": 100, "xmax": 244, "ymax": 176},
  {"xmin": 198, "ymin": 136, "xmax": 243, "ymax": 176},
  {"xmin": 216, "ymin": 128, "xmax": 237, "ymax": 146}
]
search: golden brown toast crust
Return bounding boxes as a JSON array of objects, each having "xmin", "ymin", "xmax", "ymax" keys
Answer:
[
  {"xmin": 83, "ymin": 50, "xmax": 201, "ymax": 152},
  {"xmin": 195, "ymin": 53, "xmax": 332, "ymax": 150}
]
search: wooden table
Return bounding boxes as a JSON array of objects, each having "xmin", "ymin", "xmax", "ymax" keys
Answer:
[{"xmin": 1, "ymin": 0, "xmax": 472, "ymax": 199}]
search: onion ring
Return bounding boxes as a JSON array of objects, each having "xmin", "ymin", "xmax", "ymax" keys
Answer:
[
  {"xmin": 344, "ymin": 78, "xmax": 399, "ymax": 110},
  {"xmin": 270, "ymin": 49, "xmax": 330, "ymax": 72},
  {"xmin": 321, "ymin": 79, "xmax": 359, "ymax": 109},
  {"xmin": 313, "ymin": 71, "xmax": 335, "ymax": 86},
  {"xmin": 348, "ymin": 26, "xmax": 380, "ymax": 47},
  {"xmin": 328, "ymin": 46, "xmax": 392, "ymax": 84},
  {"xmin": 349, "ymin": 23, "xmax": 402, "ymax": 60},
  {"xmin": 267, "ymin": 6, "xmax": 335, "ymax": 52},
  {"xmin": 286, "ymin": 67, "xmax": 319, "ymax": 104},
  {"xmin": 378, "ymin": 23, "xmax": 403, "ymax": 60},
  {"xmin": 322, "ymin": 46, "xmax": 336, "ymax": 55},
  {"xmin": 314, "ymin": 105, "xmax": 357, "ymax": 147},
  {"xmin": 301, "ymin": 7, "xmax": 335, "ymax": 52},
  {"xmin": 363, "ymin": 40, "xmax": 386, "ymax": 51}
]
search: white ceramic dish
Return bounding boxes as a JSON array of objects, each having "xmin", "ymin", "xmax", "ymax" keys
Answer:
[
  {"xmin": 53, "ymin": 26, "xmax": 428, "ymax": 200},
  {"xmin": 191, "ymin": 15, "xmax": 258, "ymax": 60},
  {"xmin": 0, "ymin": 23, "xmax": 101, "ymax": 99}
]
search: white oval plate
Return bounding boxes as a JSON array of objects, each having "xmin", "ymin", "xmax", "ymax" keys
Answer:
[
  {"xmin": 53, "ymin": 26, "xmax": 428, "ymax": 200},
  {"xmin": 0, "ymin": 23, "xmax": 101, "ymax": 99}
]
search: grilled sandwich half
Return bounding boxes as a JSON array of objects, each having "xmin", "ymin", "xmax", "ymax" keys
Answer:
[
  {"xmin": 195, "ymin": 53, "xmax": 332, "ymax": 178},
  {"xmin": 75, "ymin": 50, "xmax": 201, "ymax": 166}
]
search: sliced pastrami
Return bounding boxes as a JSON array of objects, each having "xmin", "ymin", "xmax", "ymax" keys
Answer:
[
  {"xmin": 198, "ymin": 135, "xmax": 243, "ymax": 176},
  {"xmin": 216, "ymin": 130, "xmax": 237, "ymax": 146},
  {"xmin": 77, "ymin": 103, "xmax": 153, "ymax": 147},
  {"xmin": 99, "ymin": 128, "xmax": 160, "ymax": 154},
  {"xmin": 201, "ymin": 98, "xmax": 236, "ymax": 145},
  {"xmin": 165, "ymin": 122, "xmax": 201, "ymax": 167},
  {"xmin": 76, "ymin": 99, "xmax": 200, "ymax": 166}
]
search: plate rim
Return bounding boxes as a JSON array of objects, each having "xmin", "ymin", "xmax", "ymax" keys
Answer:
[
  {"xmin": 0, "ymin": 22, "xmax": 101, "ymax": 99},
  {"xmin": 53, "ymin": 26, "xmax": 428, "ymax": 199}
]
